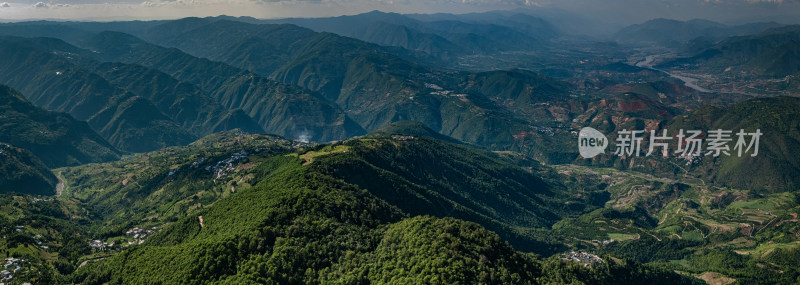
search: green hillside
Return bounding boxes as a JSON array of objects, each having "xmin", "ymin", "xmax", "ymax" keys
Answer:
[
  {"xmin": 666, "ymin": 96, "xmax": 800, "ymax": 190},
  {"xmin": 77, "ymin": 26, "xmax": 575, "ymax": 162},
  {"xmin": 58, "ymin": 131, "xmax": 300, "ymax": 230},
  {"xmin": 0, "ymin": 85, "xmax": 119, "ymax": 167},
  {"xmin": 661, "ymin": 25, "xmax": 800, "ymax": 77},
  {"xmin": 0, "ymin": 36, "xmax": 199, "ymax": 152},
  {"xmin": 62, "ymin": 134, "xmax": 695, "ymax": 284},
  {"xmin": 88, "ymin": 62, "xmax": 265, "ymax": 136},
  {"xmin": 1, "ymin": 14, "xmax": 799, "ymax": 285},
  {"xmin": 550, "ymin": 164, "xmax": 800, "ymax": 284},
  {"xmin": 0, "ymin": 143, "xmax": 57, "ymax": 195},
  {"xmin": 88, "ymin": 96, "xmax": 197, "ymax": 153},
  {"xmin": 748, "ymin": 40, "xmax": 800, "ymax": 77},
  {"xmin": 0, "ymin": 193, "xmax": 94, "ymax": 284},
  {"xmin": 83, "ymin": 31, "xmax": 366, "ymax": 142},
  {"xmin": 0, "ymin": 19, "xmax": 589, "ymax": 163},
  {"xmin": 570, "ymin": 95, "xmax": 800, "ymax": 191},
  {"xmin": 461, "ymin": 69, "xmax": 577, "ymax": 122},
  {"xmin": 310, "ymin": 136, "xmax": 602, "ymax": 253}
]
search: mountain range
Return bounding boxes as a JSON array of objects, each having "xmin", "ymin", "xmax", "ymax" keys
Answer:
[
  {"xmin": 659, "ymin": 25, "xmax": 800, "ymax": 78},
  {"xmin": 615, "ymin": 18, "xmax": 783, "ymax": 46},
  {"xmin": 262, "ymin": 10, "xmax": 558, "ymax": 59},
  {"xmin": 0, "ymin": 11, "xmax": 799, "ymax": 284},
  {"xmin": 0, "ymin": 84, "xmax": 119, "ymax": 167},
  {"xmin": 59, "ymin": 129, "xmax": 695, "ymax": 284}
]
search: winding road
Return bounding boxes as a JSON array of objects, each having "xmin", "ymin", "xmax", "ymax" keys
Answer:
[{"xmin": 56, "ymin": 171, "xmax": 65, "ymax": 197}]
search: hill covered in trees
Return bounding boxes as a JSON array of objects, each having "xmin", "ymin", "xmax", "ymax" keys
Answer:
[
  {"xmin": 66, "ymin": 133, "xmax": 696, "ymax": 284},
  {"xmin": 0, "ymin": 85, "xmax": 119, "ymax": 167},
  {"xmin": 0, "ymin": 143, "xmax": 57, "ymax": 195}
]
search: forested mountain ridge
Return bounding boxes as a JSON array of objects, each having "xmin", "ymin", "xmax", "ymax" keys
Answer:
[
  {"xmin": 263, "ymin": 10, "xmax": 559, "ymax": 58},
  {"xmin": 0, "ymin": 11, "xmax": 799, "ymax": 284},
  {"xmin": 0, "ymin": 84, "xmax": 119, "ymax": 167},
  {"xmin": 60, "ymin": 132, "xmax": 697, "ymax": 284},
  {"xmin": 615, "ymin": 18, "xmax": 782, "ymax": 46},
  {"xmin": 0, "ymin": 143, "xmax": 57, "ymax": 195},
  {"xmin": 82, "ymin": 31, "xmax": 367, "ymax": 142},
  {"xmin": 123, "ymin": 19, "xmax": 578, "ymax": 160},
  {"xmin": 659, "ymin": 25, "xmax": 800, "ymax": 77},
  {"xmin": 0, "ymin": 17, "xmax": 592, "ymax": 163},
  {"xmin": 0, "ymin": 36, "xmax": 230, "ymax": 152},
  {"xmin": 664, "ymin": 96, "xmax": 800, "ymax": 191}
]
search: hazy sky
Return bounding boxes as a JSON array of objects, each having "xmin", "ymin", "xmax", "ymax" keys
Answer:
[{"xmin": 0, "ymin": 0, "xmax": 797, "ymax": 26}]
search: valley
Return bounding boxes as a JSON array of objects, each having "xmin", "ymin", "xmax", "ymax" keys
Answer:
[
  {"xmin": 634, "ymin": 54, "xmax": 711, "ymax": 93},
  {"xmin": 0, "ymin": 8, "xmax": 799, "ymax": 285}
]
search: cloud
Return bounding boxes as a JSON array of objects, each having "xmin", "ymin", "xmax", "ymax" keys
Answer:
[
  {"xmin": 1, "ymin": 0, "xmax": 797, "ymax": 24},
  {"xmin": 0, "ymin": 2, "xmax": 9, "ymax": 7},
  {"xmin": 140, "ymin": 0, "xmax": 242, "ymax": 7},
  {"xmin": 458, "ymin": 0, "xmax": 537, "ymax": 4},
  {"xmin": 31, "ymin": 2, "xmax": 71, "ymax": 8},
  {"xmin": 705, "ymin": 0, "xmax": 786, "ymax": 3}
]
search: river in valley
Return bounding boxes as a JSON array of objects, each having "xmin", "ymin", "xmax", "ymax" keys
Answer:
[{"xmin": 635, "ymin": 55, "xmax": 711, "ymax": 93}]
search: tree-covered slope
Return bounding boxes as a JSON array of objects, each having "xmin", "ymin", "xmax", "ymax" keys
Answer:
[
  {"xmin": 67, "ymin": 136, "xmax": 696, "ymax": 284},
  {"xmin": 58, "ymin": 131, "xmax": 300, "ymax": 231},
  {"xmin": 747, "ymin": 39, "xmax": 800, "ymax": 77},
  {"xmin": 660, "ymin": 25, "xmax": 800, "ymax": 77},
  {"xmin": 0, "ymin": 143, "xmax": 57, "ymax": 195},
  {"xmin": 0, "ymin": 85, "xmax": 119, "ymax": 167},
  {"xmin": 308, "ymin": 136, "xmax": 604, "ymax": 254},
  {"xmin": 87, "ymin": 62, "xmax": 264, "ymax": 136},
  {"xmin": 0, "ymin": 193, "xmax": 96, "ymax": 283},
  {"xmin": 87, "ymin": 96, "xmax": 197, "ymax": 153},
  {"xmin": 0, "ymin": 36, "xmax": 198, "ymax": 152},
  {"xmin": 666, "ymin": 96, "xmax": 800, "ymax": 190},
  {"xmin": 569, "ymin": 95, "xmax": 800, "ymax": 191},
  {"xmin": 129, "ymin": 19, "xmax": 580, "ymax": 162},
  {"xmin": 81, "ymin": 29, "xmax": 537, "ymax": 151},
  {"xmin": 82, "ymin": 31, "xmax": 366, "ymax": 142},
  {"xmin": 1, "ymin": 19, "xmax": 578, "ymax": 162}
]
